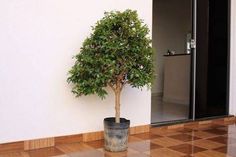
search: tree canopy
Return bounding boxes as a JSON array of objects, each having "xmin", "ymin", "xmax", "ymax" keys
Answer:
[{"xmin": 68, "ymin": 10, "xmax": 154, "ymax": 99}]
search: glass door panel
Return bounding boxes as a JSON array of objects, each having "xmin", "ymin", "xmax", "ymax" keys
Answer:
[
  {"xmin": 151, "ymin": 0, "xmax": 194, "ymax": 123},
  {"xmin": 195, "ymin": 0, "xmax": 230, "ymax": 119}
]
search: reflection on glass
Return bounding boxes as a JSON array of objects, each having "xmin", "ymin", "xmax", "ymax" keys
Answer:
[{"xmin": 151, "ymin": 0, "xmax": 192, "ymax": 123}]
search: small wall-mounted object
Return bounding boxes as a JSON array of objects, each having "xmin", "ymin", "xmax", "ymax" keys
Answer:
[
  {"xmin": 186, "ymin": 33, "xmax": 192, "ymax": 54},
  {"xmin": 166, "ymin": 50, "xmax": 176, "ymax": 56}
]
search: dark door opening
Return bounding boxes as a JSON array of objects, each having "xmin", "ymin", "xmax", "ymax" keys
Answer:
[{"xmin": 195, "ymin": 0, "xmax": 230, "ymax": 119}]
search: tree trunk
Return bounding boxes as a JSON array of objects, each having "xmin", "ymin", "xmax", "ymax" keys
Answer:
[{"xmin": 115, "ymin": 82, "xmax": 121, "ymax": 123}]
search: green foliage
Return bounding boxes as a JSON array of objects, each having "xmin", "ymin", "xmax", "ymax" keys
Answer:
[{"xmin": 68, "ymin": 9, "xmax": 154, "ymax": 99}]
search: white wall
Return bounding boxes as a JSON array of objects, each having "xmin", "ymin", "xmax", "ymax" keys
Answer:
[
  {"xmin": 230, "ymin": 0, "xmax": 236, "ymax": 115},
  {"xmin": 0, "ymin": 0, "xmax": 152, "ymax": 144}
]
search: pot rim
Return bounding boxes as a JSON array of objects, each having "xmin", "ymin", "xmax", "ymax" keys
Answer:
[{"xmin": 104, "ymin": 117, "xmax": 130, "ymax": 123}]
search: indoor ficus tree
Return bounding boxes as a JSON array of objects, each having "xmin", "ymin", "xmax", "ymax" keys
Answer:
[{"xmin": 68, "ymin": 10, "xmax": 154, "ymax": 123}]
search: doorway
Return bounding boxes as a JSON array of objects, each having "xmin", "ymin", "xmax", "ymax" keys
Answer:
[
  {"xmin": 151, "ymin": 0, "xmax": 193, "ymax": 123},
  {"xmin": 151, "ymin": 0, "xmax": 230, "ymax": 124}
]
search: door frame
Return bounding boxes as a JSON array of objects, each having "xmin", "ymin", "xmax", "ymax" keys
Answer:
[{"xmin": 226, "ymin": 0, "xmax": 231, "ymax": 116}]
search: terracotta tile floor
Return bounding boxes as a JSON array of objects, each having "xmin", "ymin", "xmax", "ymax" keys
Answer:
[{"xmin": 1, "ymin": 122, "xmax": 236, "ymax": 157}]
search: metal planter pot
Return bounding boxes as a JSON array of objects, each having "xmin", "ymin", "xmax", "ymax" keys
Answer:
[{"xmin": 104, "ymin": 117, "xmax": 130, "ymax": 152}]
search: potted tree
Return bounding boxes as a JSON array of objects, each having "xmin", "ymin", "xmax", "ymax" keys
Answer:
[{"xmin": 67, "ymin": 10, "xmax": 153, "ymax": 152}]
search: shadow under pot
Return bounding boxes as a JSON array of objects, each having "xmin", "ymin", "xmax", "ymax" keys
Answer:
[{"xmin": 103, "ymin": 117, "xmax": 130, "ymax": 152}]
